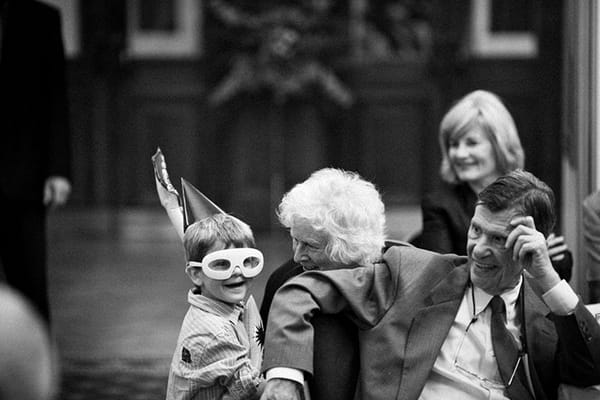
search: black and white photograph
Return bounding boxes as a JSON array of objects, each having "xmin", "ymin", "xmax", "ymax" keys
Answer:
[{"xmin": 1, "ymin": 1, "xmax": 599, "ymax": 399}]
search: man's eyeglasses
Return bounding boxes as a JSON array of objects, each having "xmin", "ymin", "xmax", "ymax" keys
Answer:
[{"xmin": 187, "ymin": 248, "xmax": 264, "ymax": 280}]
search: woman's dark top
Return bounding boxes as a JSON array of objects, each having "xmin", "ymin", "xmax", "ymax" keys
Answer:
[{"xmin": 412, "ymin": 182, "xmax": 476, "ymax": 256}]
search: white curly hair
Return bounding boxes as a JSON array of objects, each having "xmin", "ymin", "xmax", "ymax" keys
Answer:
[{"xmin": 278, "ymin": 168, "xmax": 386, "ymax": 266}]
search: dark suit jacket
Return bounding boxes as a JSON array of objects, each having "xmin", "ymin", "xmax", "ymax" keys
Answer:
[
  {"xmin": 413, "ymin": 182, "xmax": 573, "ymax": 281},
  {"xmin": 0, "ymin": 0, "xmax": 71, "ymax": 203},
  {"xmin": 264, "ymin": 246, "xmax": 600, "ymax": 400}
]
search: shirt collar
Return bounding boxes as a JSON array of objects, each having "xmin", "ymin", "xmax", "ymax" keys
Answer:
[
  {"xmin": 471, "ymin": 276, "xmax": 522, "ymax": 316},
  {"xmin": 187, "ymin": 289, "xmax": 244, "ymax": 323}
]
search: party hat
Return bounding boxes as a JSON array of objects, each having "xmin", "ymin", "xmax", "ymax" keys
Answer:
[{"xmin": 181, "ymin": 178, "xmax": 226, "ymax": 230}]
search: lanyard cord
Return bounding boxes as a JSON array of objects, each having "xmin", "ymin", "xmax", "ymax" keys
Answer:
[
  {"xmin": 466, "ymin": 280, "xmax": 478, "ymax": 332},
  {"xmin": 518, "ymin": 274, "xmax": 528, "ymax": 356}
]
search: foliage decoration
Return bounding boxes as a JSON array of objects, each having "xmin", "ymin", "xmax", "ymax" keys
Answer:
[{"xmin": 206, "ymin": 0, "xmax": 354, "ymax": 107}]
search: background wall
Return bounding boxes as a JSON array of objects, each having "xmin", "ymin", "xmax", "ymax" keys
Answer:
[{"xmin": 57, "ymin": 0, "xmax": 565, "ymax": 234}]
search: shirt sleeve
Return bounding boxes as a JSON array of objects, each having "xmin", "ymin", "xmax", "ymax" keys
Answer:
[
  {"xmin": 265, "ymin": 367, "xmax": 304, "ymax": 385},
  {"xmin": 542, "ymin": 279, "xmax": 579, "ymax": 316}
]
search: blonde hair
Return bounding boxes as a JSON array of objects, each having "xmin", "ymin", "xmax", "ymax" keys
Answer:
[
  {"xmin": 439, "ymin": 90, "xmax": 525, "ymax": 183},
  {"xmin": 278, "ymin": 168, "xmax": 386, "ymax": 266}
]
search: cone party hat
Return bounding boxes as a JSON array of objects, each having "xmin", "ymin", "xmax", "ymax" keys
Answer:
[{"xmin": 181, "ymin": 178, "xmax": 226, "ymax": 230}]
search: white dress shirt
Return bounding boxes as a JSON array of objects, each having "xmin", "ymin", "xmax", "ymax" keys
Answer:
[{"xmin": 419, "ymin": 279, "xmax": 578, "ymax": 400}]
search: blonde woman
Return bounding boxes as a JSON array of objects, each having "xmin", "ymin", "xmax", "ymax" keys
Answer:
[{"xmin": 413, "ymin": 90, "xmax": 572, "ymax": 280}]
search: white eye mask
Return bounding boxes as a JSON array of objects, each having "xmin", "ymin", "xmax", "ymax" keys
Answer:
[{"xmin": 186, "ymin": 248, "xmax": 264, "ymax": 280}]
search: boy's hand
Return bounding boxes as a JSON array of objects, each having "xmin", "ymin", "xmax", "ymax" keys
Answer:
[
  {"xmin": 507, "ymin": 216, "xmax": 561, "ymax": 292},
  {"xmin": 260, "ymin": 379, "xmax": 302, "ymax": 400}
]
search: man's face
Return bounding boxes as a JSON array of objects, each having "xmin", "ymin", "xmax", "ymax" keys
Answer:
[
  {"xmin": 466, "ymin": 205, "xmax": 523, "ymax": 295},
  {"xmin": 289, "ymin": 221, "xmax": 338, "ymax": 271}
]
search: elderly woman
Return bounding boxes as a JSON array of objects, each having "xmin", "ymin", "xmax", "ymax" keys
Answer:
[
  {"xmin": 412, "ymin": 90, "xmax": 572, "ymax": 279},
  {"xmin": 260, "ymin": 167, "xmax": 391, "ymax": 400}
]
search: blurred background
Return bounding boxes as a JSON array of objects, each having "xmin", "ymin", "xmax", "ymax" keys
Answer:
[{"xmin": 31, "ymin": 0, "xmax": 600, "ymax": 398}]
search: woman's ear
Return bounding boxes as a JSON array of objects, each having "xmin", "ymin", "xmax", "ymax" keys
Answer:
[{"xmin": 186, "ymin": 266, "xmax": 204, "ymax": 287}]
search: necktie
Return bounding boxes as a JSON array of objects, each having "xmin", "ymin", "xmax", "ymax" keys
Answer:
[{"xmin": 490, "ymin": 295, "xmax": 533, "ymax": 400}]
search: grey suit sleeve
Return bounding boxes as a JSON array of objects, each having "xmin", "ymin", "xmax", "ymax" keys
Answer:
[{"xmin": 262, "ymin": 262, "xmax": 397, "ymax": 376}]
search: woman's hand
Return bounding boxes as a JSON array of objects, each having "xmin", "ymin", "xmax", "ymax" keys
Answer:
[{"xmin": 546, "ymin": 233, "xmax": 569, "ymax": 262}]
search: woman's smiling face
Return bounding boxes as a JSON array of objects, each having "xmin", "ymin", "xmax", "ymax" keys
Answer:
[{"xmin": 449, "ymin": 128, "xmax": 499, "ymax": 190}]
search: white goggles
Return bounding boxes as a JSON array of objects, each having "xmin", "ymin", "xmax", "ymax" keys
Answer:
[{"xmin": 187, "ymin": 248, "xmax": 264, "ymax": 280}]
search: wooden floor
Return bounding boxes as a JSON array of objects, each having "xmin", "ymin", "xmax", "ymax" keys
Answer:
[{"xmin": 47, "ymin": 205, "xmax": 421, "ymax": 362}]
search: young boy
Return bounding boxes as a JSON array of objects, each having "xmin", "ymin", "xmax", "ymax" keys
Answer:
[{"xmin": 166, "ymin": 213, "xmax": 265, "ymax": 400}]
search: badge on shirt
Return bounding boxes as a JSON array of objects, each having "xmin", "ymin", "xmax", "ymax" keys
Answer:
[{"xmin": 181, "ymin": 347, "xmax": 192, "ymax": 363}]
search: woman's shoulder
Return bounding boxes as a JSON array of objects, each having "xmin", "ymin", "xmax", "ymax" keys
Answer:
[{"xmin": 422, "ymin": 182, "xmax": 471, "ymax": 208}]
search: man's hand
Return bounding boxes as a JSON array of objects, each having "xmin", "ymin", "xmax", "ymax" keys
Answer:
[
  {"xmin": 43, "ymin": 176, "xmax": 71, "ymax": 209},
  {"xmin": 507, "ymin": 216, "xmax": 561, "ymax": 291},
  {"xmin": 260, "ymin": 378, "xmax": 302, "ymax": 400}
]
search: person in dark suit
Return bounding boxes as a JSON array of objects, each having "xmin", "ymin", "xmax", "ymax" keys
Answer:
[
  {"xmin": 0, "ymin": 0, "xmax": 72, "ymax": 322},
  {"xmin": 412, "ymin": 90, "xmax": 573, "ymax": 281},
  {"xmin": 261, "ymin": 170, "xmax": 600, "ymax": 400}
]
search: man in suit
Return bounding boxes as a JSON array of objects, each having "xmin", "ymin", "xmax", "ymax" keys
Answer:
[
  {"xmin": 0, "ymin": 0, "xmax": 71, "ymax": 322},
  {"xmin": 261, "ymin": 170, "xmax": 600, "ymax": 400}
]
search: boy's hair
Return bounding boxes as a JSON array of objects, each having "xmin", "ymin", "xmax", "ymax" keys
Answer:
[
  {"xmin": 477, "ymin": 169, "xmax": 556, "ymax": 236},
  {"xmin": 184, "ymin": 214, "xmax": 255, "ymax": 262},
  {"xmin": 277, "ymin": 168, "xmax": 386, "ymax": 266},
  {"xmin": 439, "ymin": 90, "xmax": 525, "ymax": 183}
]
